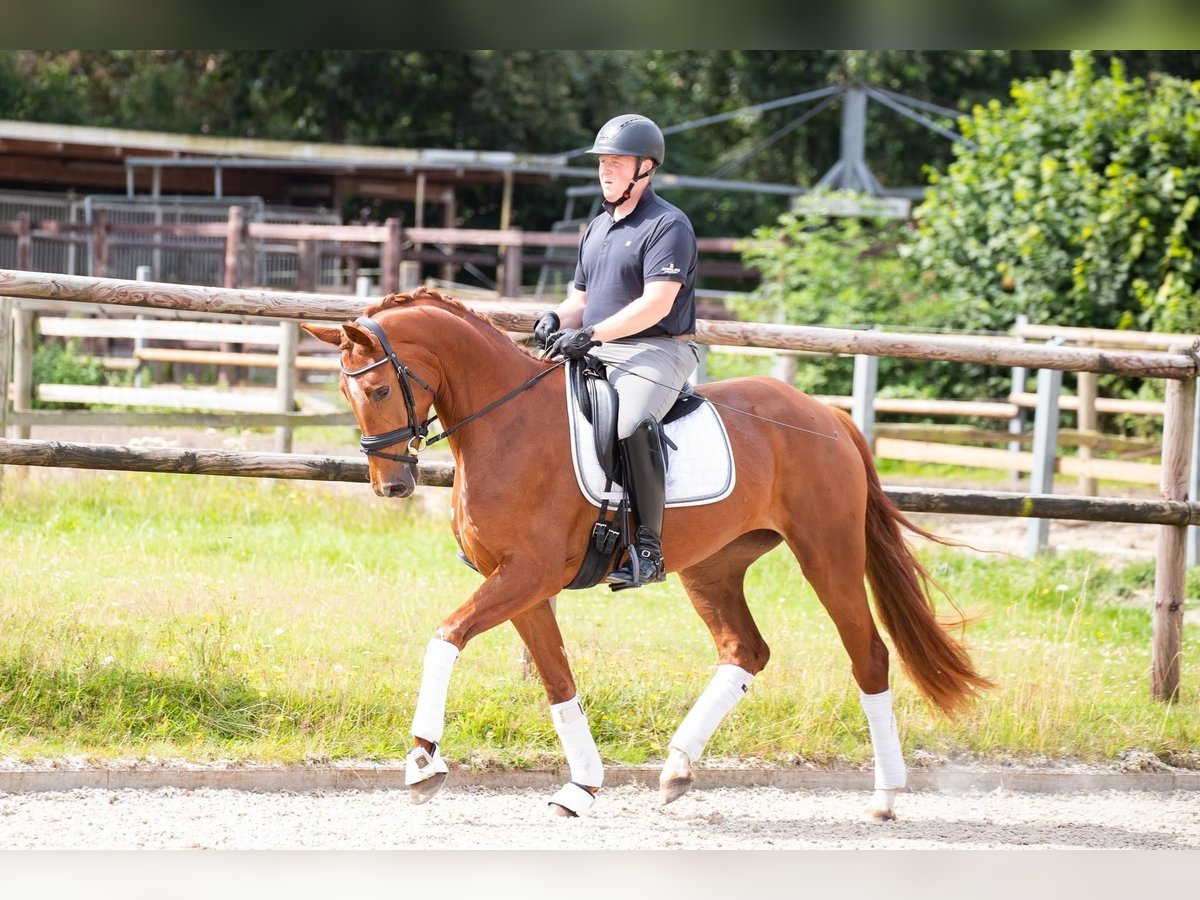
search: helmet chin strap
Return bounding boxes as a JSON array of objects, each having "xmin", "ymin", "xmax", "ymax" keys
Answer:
[{"xmin": 604, "ymin": 157, "xmax": 653, "ymax": 213}]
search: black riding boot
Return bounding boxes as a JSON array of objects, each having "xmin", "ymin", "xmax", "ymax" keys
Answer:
[{"xmin": 606, "ymin": 417, "xmax": 667, "ymax": 590}]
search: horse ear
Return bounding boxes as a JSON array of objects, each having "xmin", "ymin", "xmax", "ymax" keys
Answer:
[
  {"xmin": 301, "ymin": 322, "xmax": 376, "ymax": 351},
  {"xmin": 300, "ymin": 323, "xmax": 342, "ymax": 347},
  {"xmin": 342, "ymin": 322, "xmax": 377, "ymax": 350}
]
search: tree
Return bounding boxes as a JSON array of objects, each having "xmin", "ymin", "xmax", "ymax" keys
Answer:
[{"xmin": 910, "ymin": 52, "xmax": 1200, "ymax": 336}]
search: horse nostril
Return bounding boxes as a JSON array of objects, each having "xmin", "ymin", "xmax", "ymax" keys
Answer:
[{"xmin": 384, "ymin": 481, "xmax": 414, "ymax": 499}]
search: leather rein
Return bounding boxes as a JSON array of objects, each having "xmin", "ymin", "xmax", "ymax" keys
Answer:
[{"xmin": 341, "ymin": 314, "xmax": 564, "ymax": 466}]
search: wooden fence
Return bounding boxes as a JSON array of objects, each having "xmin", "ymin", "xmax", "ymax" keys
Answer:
[
  {"xmin": 0, "ymin": 208, "xmax": 753, "ymax": 298},
  {"xmin": 1, "ymin": 268, "xmax": 1198, "ymax": 701},
  {"xmin": 710, "ymin": 319, "xmax": 1199, "ymax": 512}
]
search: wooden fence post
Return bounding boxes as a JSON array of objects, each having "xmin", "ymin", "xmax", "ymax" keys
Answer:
[
  {"xmin": 1008, "ymin": 314, "xmax": 1029, "ymax": 482},
  {"xmin": 296, "ymin": 240, "xmax": 318, "ymax": 293},
  {"xmin": 224, "ymin": 206, "xmax": 244, "ymax": 289},
  {"xmin": 1077, "ymin": 363, "xmax": 1099, "ymax": 496},
  {"xmin": 220, "ymin": 207, "xmax": 248, "ymax": 387},
  {"xmin": 1189, "ymin": 383, "xmax": 1199, "ymax": 568},
  {"xmin": 1152, "ymin": 346, "xmax": 1197, "ymax": 702},
  {"xmin": 275, "ymin": 321, "xmax": 299, "ymax": 454},
  {"xmin": 91, "ymin": 210, "xmax": 109, "ymax": 278},
  {"xmin": 0, "ymin": 296, "xmax": 11, "ymax": 443},
  {"xmin": 11, "ymin": 302, "xmax": 32, "ymax": 444},
  {"xmin": 381, "ymin": 218, "xmax": 401, "ymax": 295},
  {"xmin": 134, "ymin": 265, "xmax": 152, "ymax": 390},
  {"xmin": 502, "ymin": 231, "xmax": 522, "ymax": 299},
  {"xmin": 12, "ymin": 214, "xmax": 33, "ymax": 442},
  {"xmin": 851, "ymin": 352, "xmax": 879, "ymax": 450},
  {"xmin": 1026, "ymin": 362, "xmax": 1063, "ymax": 557}
]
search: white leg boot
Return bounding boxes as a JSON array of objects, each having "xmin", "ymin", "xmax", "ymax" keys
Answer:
[
  {"xmin": 860, "ymin": 688, "xmax": 906, "ymax": 822},
  {"xmin": 661, "ymin": 664, "xmax": 754, "ymax": 804},
  {"xmin": 547, "ymin": 696, "xmax": 604, "ymax": 817},
  {"xmin": 405, "ymin": 638, "xmax": 459, "ymax": 804}
]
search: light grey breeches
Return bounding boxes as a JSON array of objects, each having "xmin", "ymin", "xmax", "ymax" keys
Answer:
[{"xmin": 591, "ymin": 336, "xmax": 700, "ymax": 439}]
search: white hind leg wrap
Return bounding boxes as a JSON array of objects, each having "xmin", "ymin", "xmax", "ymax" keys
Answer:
[
  {"xmin": 411, "ymin": 638, "xmax": 460, "ymax": 744},
  {"xmin": 550, "ymin": 696, "xmax": 604, "ymax": 788},
  {"xmin": 860, "ymin": 688, "xmax": 906, "ymax": 790},
  {"xmin": 668, "ymin": 664, "xmax": 754, "ymax": 763}
]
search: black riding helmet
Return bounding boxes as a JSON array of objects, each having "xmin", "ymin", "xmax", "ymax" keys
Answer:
[
  {"xmin": 588, "ymin": 114, "xmax": 666, "ymax": 168},
  {"xmin": 588, "ymin": 114, "xmax": 666, "ymax": 207}
]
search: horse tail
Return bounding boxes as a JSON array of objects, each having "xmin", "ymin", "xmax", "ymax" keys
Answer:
[{"xmin": 837, "ymin": 410, "xmax": 995, "ymax": 717}]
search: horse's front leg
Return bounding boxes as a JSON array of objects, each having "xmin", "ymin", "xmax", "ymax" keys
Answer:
[
  {"xmin": 405, "ymin": 553, "xmax": 560, "ymax": 805},
  {"xmin": 510, "ymin": 599, "xmax": 603, "ymax": 818}
]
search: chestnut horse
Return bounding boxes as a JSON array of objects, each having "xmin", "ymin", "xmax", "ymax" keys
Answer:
[{"xmin": 303, "ymin": 288, "xmax": 991, "ymax": 821}]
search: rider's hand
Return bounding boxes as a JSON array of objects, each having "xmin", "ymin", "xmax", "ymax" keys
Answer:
[
  {"xmin": 544, "ymin": 326, "xmax": 600, "ymax": 360},
  {"xmin": 533, "ymin": 311, "xmax": 560, "ymax": 349}
]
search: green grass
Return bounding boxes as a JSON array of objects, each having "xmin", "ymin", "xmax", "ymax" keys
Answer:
[{"xmin": 0, "ymin": 470, "xmax": 1197, "ymax": 770}]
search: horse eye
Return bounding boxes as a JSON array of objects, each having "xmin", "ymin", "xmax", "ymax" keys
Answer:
[{"xmin": 372, "ymin": 385, "xmax": 391, "ymax": 402}]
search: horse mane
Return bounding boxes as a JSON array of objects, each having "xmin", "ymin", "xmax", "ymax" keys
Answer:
[{"xmin": 365, "ymin": 287, "xmax": 546, "ymax": 362}]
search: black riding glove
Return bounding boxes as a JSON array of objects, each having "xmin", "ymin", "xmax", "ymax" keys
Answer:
[
  {"xmin": 533, "ymin": 311, "xmax": 560, "ymax": 349},
  {"xmin": 545, "ymin": 326, "xmax": 600, "ymax": 360}
]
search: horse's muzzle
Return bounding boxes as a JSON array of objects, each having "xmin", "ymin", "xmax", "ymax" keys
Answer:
[
  {"xmin": 372, "ymin": 463, "xmax": 417, "ymax": 499},
  {"xmin": 380, "ymin": 477, "xmax": 416, "ymax": 499}
]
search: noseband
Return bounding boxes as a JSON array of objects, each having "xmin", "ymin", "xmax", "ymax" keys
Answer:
[{"xmin": 341, "ymin": 315, "xmax": 436, "ymax": 466}]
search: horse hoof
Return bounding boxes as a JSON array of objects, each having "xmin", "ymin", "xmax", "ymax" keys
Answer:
[
  {"xmin": 548, "ymin": 782, "xmax": 595, "ymax": 817},
  {"xmin": 660, "ymin": 747, "xmax": 695, "ymax": 805},
  {"xmin": 408, "ymin": 772, "xmax": 447, "ymax": 805},
  {"xmin": 865, "ymin": 788, "xmax": 898, "ymax": 822},
  {"xmin": 660, "ymin": 776, "xmax": 694, "ymax": 805}
]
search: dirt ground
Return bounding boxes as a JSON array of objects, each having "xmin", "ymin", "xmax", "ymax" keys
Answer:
[{"xmin": 1, "ymin": 780, "xmax": 1199, "ymax": 850}]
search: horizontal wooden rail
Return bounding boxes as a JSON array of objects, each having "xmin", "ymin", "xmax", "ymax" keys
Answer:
[
  {"xmin": 1015, "ymin": 322, "xmax": 1200, "ymax": 351},
  {"xmin": 4, "ymin": 271, "xmax": 1197, "ymax": 379},
  {"xmin": 873, "ymin": 423, "xmax": 1158, "ymax": 454},
  {"xmin": 1, "ymin": 438, "xmax": 1195, "ymax": 526},
  {"xmin": 39, "ymin": 316, "xmax": 285, "ymax": 344},
  {"xmin": 1009, "ymin": 391, "xmax": 1167, "ymax": 417},
  {"xmin": 4, "ymin": 219, "xmax": 745, "ymax": 251},
  {"xmin": 7, "ymin": 410, "xmax": 354, "ymax": 428},
  {"xmin": 875, "ymin": 438, "xmax": 1160, "ymax": 485},
  {"xmin": 35, "ymin": 384, "xmax": 341, "ymax": 414},
  {"xmin": 814, "ymin": 395, "xmax": 1019, "ymax": 419},
  {"xmin": 134, "ymin": 347, "xmax": 340, "ymax": 371}
]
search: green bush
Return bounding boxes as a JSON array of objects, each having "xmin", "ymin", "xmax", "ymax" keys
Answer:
[
  {"xmin": 911, "ymin": 52, "xmax": 1200, "ymax": 338},
  {"xmin": 734, "ymin": 54, "xmax": 1198, "ymax": 409},
  {"xmin": 32, "ymin": 339, "xmax": 123, "ymax": 409}
]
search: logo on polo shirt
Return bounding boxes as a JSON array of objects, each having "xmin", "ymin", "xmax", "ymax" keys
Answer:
[{"xmin": 660, "ymin": 264, "xmax": 680, "ymax": 275}]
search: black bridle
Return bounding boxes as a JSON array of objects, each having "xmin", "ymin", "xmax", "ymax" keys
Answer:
[
  {"xmin": 341, "ymin": 313, "xmax": 566, "ymax": 467},
  {"xmin": 341, "ymin": 315, "xmax": 437, "ymax": 466}
]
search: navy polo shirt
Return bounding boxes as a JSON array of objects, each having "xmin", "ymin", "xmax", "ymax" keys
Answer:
[{"xmin": 573, "ymin": 185, "xmax": 697, "ymax": 339}]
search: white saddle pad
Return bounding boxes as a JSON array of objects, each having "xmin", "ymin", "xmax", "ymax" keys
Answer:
[{"xmin": 566, "ymin": 377, "xmax": 736, "ymax": 509}]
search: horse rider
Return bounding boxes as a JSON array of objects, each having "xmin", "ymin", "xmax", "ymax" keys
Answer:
[{"xmin": 537, "ymin": 113, "xmax": 700, "ymax": 589}]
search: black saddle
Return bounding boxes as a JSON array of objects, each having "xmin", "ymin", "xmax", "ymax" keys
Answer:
[{"xmin": 571, "ymin": 356, "xmax": 705, "ymax": 483}]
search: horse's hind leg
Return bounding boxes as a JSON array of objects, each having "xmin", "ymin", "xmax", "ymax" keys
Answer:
[
  {"xmin": 665, "ymin": 530, "xmax": 780, "ymax": 804},
  {"xmin": 509, "ymin": 599, "xmax": 603, "ymax": 818},
  {"xmin": 786, "ymin": 530, "xmax": 904, "ymax": 822}
]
